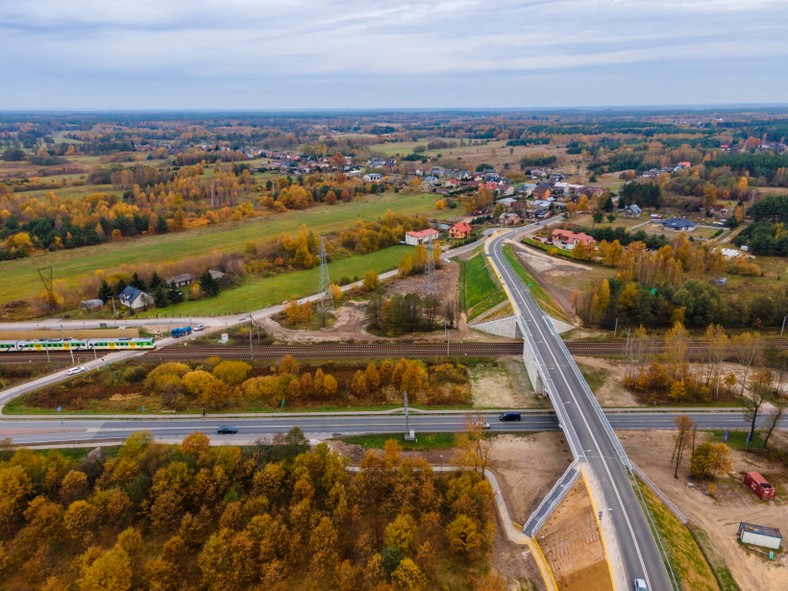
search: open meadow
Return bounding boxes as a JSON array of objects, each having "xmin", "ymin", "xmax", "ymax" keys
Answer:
[{"xmin": 0, "ymin": 191, "xmax": 449, "ymax": 307}]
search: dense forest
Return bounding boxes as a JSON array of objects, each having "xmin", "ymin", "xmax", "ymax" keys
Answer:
[{"xmin": 0, "ymin": 433, "xmax": 501, "ymax": 591}]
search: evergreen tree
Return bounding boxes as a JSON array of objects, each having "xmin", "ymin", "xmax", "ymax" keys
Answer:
[
  {"xmin": 130, "ymin": 272, "xmax": 146, "ymax": 290},
  {"xmin": 150, "ymin": 271, "xmax": 163, "ymax": 289},
  {"xmin": 98, "ymin": 280, "xmax": 112, "ymax": 303},
  {"xmin": 199, "ymin": 270, "xmax": 220, "ymax": 297},
  {"xmin": 167, "ymin": 286, "xmax": 184, "ymax": 304},
  {"xmin": 114, "ymin": 278, "xmax": 128, "ymax": 297},
  {"xmin": 154, "ymin": 287, "xmax": 168, "ymax": 308}
]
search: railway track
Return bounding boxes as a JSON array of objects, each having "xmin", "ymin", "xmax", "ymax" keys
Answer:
[{"xmin": 1, "ymin": 339, "xmax": 786, "ymax": 363}]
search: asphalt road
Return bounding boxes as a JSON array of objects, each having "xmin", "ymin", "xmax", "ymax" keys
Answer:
[
  {"xmin": 1, "ymin": 411, "xmax": 778, "ymax": 447},
  {"xmin": 488, "ymin": 228, "xmax": 674, "ymax": 591}
]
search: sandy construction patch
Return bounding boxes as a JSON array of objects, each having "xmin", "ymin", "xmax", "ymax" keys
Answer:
[
  {"xmin": 574, "ymin": 355, "xmax": 639, "ymax": 407},
  {"xmin": 620, "ymin": 430, "xmax": 788, "ymax": 591}
]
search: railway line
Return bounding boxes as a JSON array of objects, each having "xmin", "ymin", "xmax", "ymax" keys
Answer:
[{"xmin": 1, "ymin": 339, "xmax": 785, "ymax": 363}]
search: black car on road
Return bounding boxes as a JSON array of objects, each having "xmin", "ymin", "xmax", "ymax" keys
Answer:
[{"xmin": 217, "ymin": 425, "xmax": 238, "ymax": 434}]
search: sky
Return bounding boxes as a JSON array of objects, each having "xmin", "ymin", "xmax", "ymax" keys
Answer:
[{"xmin": 1, "ymin": 0, "xmax": 787, "ymax": 110}]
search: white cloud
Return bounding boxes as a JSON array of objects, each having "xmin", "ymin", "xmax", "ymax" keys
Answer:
[{"xmin": 0, "ymin": 0, "xmax": 786, "ymax": 108}]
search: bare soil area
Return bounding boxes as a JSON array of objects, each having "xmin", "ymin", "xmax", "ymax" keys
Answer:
[
  {"xmin": 620, "ymin": 430, "xmax": 788, "ymax": 591},
  {"xmin": 537, "ymin": 479, "xmax": 613, "ymax": 591},
  {"xmin": 470, "ymin": 359, "xmax": 548, "ymax": 409},
  {"xmin": 574, "ymin": 355, "xmax": 639, "ymax": 407},
  {"xmin": 263, "ymin": 261, "xmax": 505, "ymax": 343}
]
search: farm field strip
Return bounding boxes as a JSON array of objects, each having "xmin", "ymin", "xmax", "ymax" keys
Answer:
[{"xmin": 0, "ymin": 191, "xmax": 446, "ymax": 305}]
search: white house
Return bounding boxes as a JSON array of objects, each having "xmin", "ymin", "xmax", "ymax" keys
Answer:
[
  {"xmin": 363, "ymin": 173, "xmax": 382, "ymax": 183},
  {"xmin": 118, "ymin": 286, "xmax": 154, "ymax": 311},
  {"xmin": 405, "ymin": 228, "xmax": 440, "ymax": 246},
  {"xmin": 738, "ymin": 522, "xmax": 782, "ymax": 550}
]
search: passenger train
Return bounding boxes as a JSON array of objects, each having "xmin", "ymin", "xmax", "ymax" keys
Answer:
[{"xmin": 0, "ymin": 337, "xmax": 156, "ymax": 353}]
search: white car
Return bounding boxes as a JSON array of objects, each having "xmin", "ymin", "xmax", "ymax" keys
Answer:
[
  {"xmin": 193, "ymin": 324, "xmax": 205, "ymax": 331},
  {"xmin": 67, "ymin": 366, "xmax": 87, "ymax": 375},
  {"xmin": 634, "ymin": 578, "xmax": 648, "ymax": 591}
]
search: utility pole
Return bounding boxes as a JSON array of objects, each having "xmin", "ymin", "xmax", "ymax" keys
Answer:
[
  {"xmin": 423, "ymin": 240, "xmax": 437, "ymax": 296},
  {"xmin": 248, "ymin": 315, "xmax": 254, "ymax": 360},
  {"xmin": 403, "ymin": 390, "xmax": 415, "ymax": 441},
  {"xmin": 614, "ymin": 317, "xmax": 619, "ymax": 338},
  {"xmin": 444, "ymin": 320, "xmax": 450, "ymax": 357},
  {"xmin": 317, "ymin": 237, "xmax": 334, "ymax": 327},
  {"xmin": 781, "ymin": 315, "xmax": 786, "ymax": 337}
]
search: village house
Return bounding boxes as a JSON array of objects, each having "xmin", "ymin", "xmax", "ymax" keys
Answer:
[
  {"xmin": 499, "ymin": 212, "xmax": 522, "ymax": 226},
  {"xmin": 448, "ymin": 222, "xmax": 473, "ymax": 239},
  {"xmin": 405, "ymin": 228, "xmax": 440, "ymax": 246},
  {"xmin": 118, "ymin": 286, "xmax": 154, "ymax": 311},
  {"xmin": 661, "ymin": 218, "xmax": 696, "ymax": 232},
  {"xmin": 622, "ymin": 204, "xmax": 642, "ymax": 218},
  {"xmin": 363, "ymin": 173, "xmax": 381, "ymax": 183},
  {"xmin": 167, "ymin": 273, "xmax": 195, "ymax": 288},
  {"xmin": 550, "ymin": 229, "xmax": 596, "ymax": 250}
]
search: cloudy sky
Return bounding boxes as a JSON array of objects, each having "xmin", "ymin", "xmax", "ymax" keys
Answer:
[{"xmin": 1, "ymin": 0, "xmax": 787, "ymax": 110}]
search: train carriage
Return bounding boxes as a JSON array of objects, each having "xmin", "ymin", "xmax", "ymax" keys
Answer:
[{"xmin": 0, "ymin": 337, "xmax": 156, "ymax": 352}]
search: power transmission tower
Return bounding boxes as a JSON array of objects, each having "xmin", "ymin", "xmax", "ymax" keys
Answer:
[
  {"xmin": 423, "ymin": 241, "xmax": 437, "ymax": 296},
  {"xmin": 317, "ymin": 237, "xmax": 334, "ymax": 327},
  {"xmin": 37, "ymin": 266, "xmax": 57, "ymax": 312}
]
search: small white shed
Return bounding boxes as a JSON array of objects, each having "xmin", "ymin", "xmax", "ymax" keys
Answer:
[{"xmin": 738, "ymin": 522, "xmax": 782, "ymax": 550}]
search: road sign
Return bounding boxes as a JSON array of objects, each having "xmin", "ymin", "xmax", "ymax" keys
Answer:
[
  {"xmin": 723, "ymin": 430, "xmax": 728, "ymax": 442},
  {"xmin": 56, "ymin": 406, "xmax": 62, "ymax": 412}
]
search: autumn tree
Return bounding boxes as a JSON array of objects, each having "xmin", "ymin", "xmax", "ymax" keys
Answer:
[
  {"xmin": 671, "ymin": 415, "xmax": 694, "ymax": 478},
  {"xmin": 690, "ymin": 442, "xmax": 732, "ymax": 480},
  {"xmin": 362, "ymin": 269, "xmax": 380, "ymax": 292}
]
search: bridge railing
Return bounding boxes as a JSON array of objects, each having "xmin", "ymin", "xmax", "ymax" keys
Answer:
[
  {"xmin": 544, "ymin": 317, "xmax": 632, "ymax": 468},
  {"xmin": 523, "ymin": 459, "xmax": 582, "ymax": 536},
  {"xmin": 519, "ymin": 319, "xmax": 585, "ymax": 459}
]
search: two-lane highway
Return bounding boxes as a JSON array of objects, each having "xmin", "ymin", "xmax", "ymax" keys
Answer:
[
  {"xmin": 1, "ymin": 410, "xmax": 778, "ymax": 447},
  {"xmin": 488, "ymin": 229, "xmax": 673, "ymax": 591}
]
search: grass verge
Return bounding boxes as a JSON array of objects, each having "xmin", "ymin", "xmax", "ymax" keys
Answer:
[
  {"xmin": 577, "ymin": 363, "xmax": 608, "ymax": 394},
  {"xmin": 341, "ymin": 433, "xmax": 457, "ymax": 450},
  {"xmin": 502, "ymin": 244, "xmax": 569, "ymax": 322},
  {"xmin": 459, "ymin": 251, "xmax": 507, "ymax": 320},
  {"xmin": 689, "ymin": 526, "xmax": 741, "ymax": 591},
  {"xmin": 635, "ymin": 476, "xmax": 720, "ymax": 591}
]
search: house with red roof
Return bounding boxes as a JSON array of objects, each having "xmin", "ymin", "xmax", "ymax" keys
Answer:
[
  {"xmin": 550, "ymin": 229, "xmax": 596, "ymax": 250},
  {"xmin": 448, "ymin": 222, "xmax": 473, "ymax": 239},
  {"xmin": 405, "ymin": 228, "xmax": 440, "ymax": 246}
]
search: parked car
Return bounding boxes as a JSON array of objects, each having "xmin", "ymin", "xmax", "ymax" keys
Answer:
[
  {"xmin": 216, "ymin": 425, "xmax": 238, "ymax": 434},
  {"xmin": 633, "ymin": 578, "xmax": 648, "ymax": 591},
  {"xmin": 499, "ymin": 411, "xmax": 521, "ymax": 422},
  {"xmin": 66, "ymin": 366, "xmax": 87, "ymax": 375}
]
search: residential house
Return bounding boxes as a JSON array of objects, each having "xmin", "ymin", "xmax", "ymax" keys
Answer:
[
  {"xmin": 209, "ymin": 269, "xmax": 229, "ymax": 285},
  {"xmin": 118, "ymin": 286, "xmax": 154, "ymax": 311},
  {"xmin": 497, "ymin": 197, "xmax": 518, "ymax": 210},
  {"xmin": 405, "ymin": 228, "xmax": 440, "ymax": 246},
  {"xmin": 661, "ymin": 218, "xmax": 696, "ymax": 232},
  {"xmin": 623, "ymin": 204, "xmax": 642, "ymax": 218},
  {"xmin": 363, "ymin": 173, "xmax": 382, "ymax": 183},
  {"xmin": 550, "ymin": 229, "xmax": 596, "ymax": 250},
  {"xmin": 534, "ymin": 182, "xmax": 552, "ymax": 200},
  {"xmin": 167, "ymin": 273, "xmax": 195, "ymax": 288},
  {"xmin": 499, "ymin": 212, "xmax": 522, "ymax": 226},
  {"xmin": 448, "ymin": 222, "xmax": 473, "ymax": 239}
]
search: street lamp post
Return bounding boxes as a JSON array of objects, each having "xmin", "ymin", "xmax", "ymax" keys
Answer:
[{"xmin": 782, "ymin": 315, "xmax": 786, "ymax": 337}]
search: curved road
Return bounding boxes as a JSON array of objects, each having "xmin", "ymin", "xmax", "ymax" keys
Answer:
[{"xmin": 488, "ymin": 228, "xmax": 673, "ymax": 591}]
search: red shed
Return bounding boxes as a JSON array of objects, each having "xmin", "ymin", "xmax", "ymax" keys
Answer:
[{"xmin": 744, "ymin": 471, "xmax": 775, "ymax": 500}]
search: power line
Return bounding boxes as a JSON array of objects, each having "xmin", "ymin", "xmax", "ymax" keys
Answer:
[{"xmin": 317, "ymin": 237, "xmax": 334, "ymax": 327}]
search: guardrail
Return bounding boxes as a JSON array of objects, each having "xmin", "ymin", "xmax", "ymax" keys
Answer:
[
  {"xmin": 630, "ymin": 462, "xmax": 688, "ymax": 524},
  {"xmin": 544, "ymin": 318, "xmax": 631, "ymax": 468},
  {"xmin": 523, "ymin": 459, "xmax": 582, "ymax": 536}
]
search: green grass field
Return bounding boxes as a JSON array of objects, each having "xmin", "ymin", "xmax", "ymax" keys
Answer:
[
  {"xmin": 459, "ymin": 250, "xmax": 507, "ymax": 320},
  {"xmin": 502, "ymin": 244, "xmax": 569, "ymax": 322},
  {"xmin": 0, "ymin": 191, "xmax": 447, "ymax": 307},
  {"xmin": 342, "ymin": 432, "xmax": 457, "ymax": 450},
  {"xmin": 164, "ymin": 245, "xmax": 411, "ymax": 315},
  {"xmin": 636, "ymin": 478, "xmax": 721, "ymax": 591}
]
